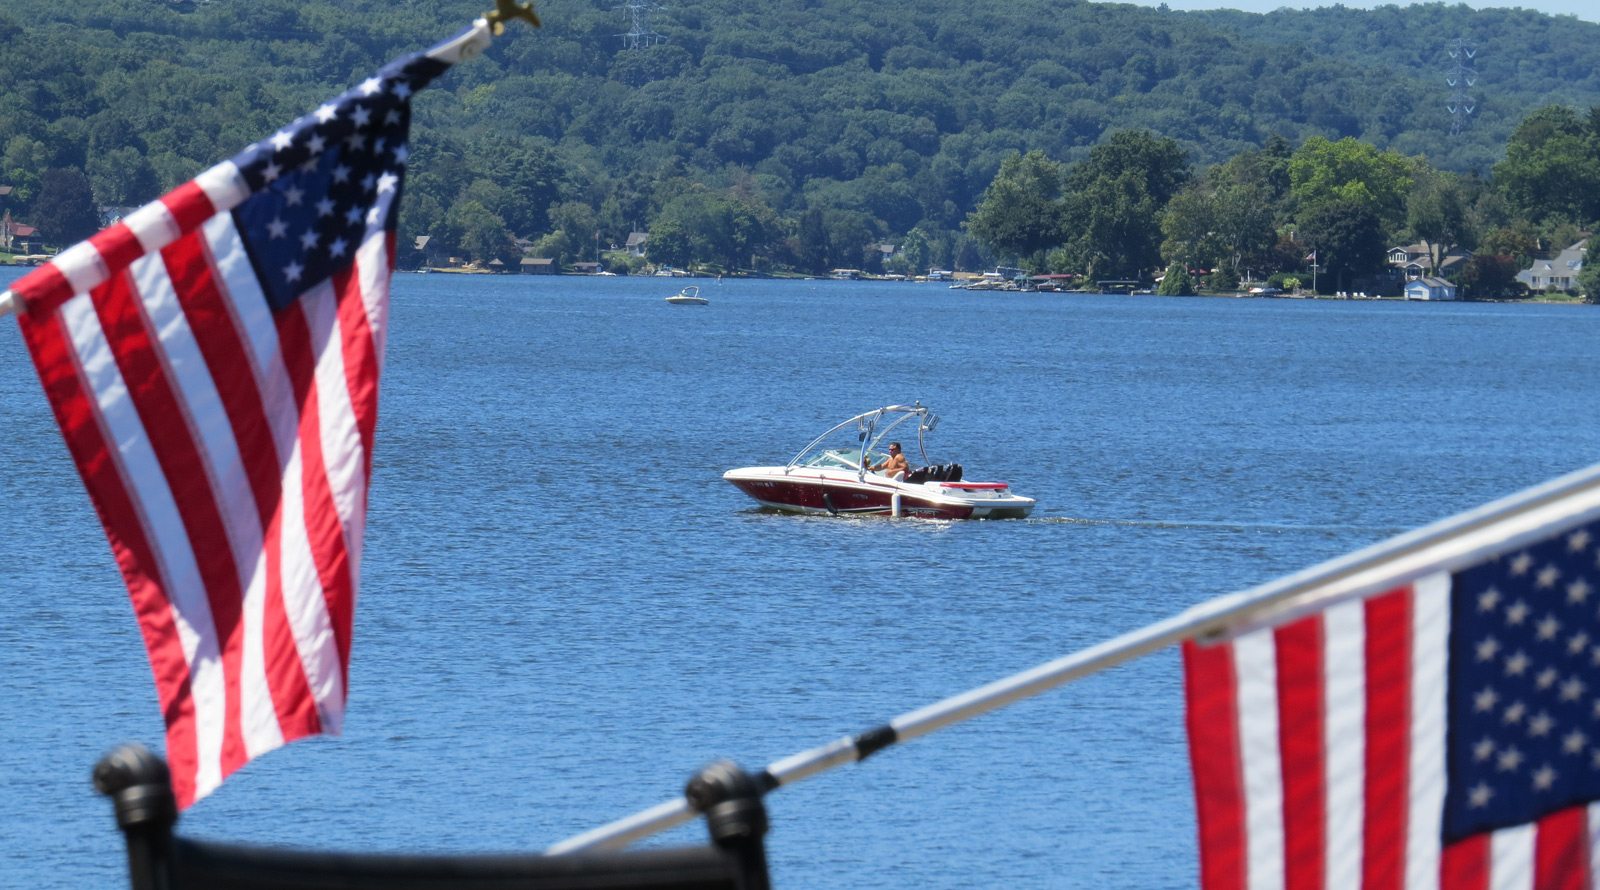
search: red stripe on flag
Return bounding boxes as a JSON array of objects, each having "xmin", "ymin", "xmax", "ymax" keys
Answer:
[
  {"xmin": 1363, "ymin": 588, "xmax": 1413, "ymax": 890},
  {"xmin": 92, "ymin": 271, "xmax": 250, "ymax": 777},
  {"xmin": 160, "ymin": 181, "xmax": 218, "ymax": 234},
  {"xmin": 12, "ymin": 262, "xmax": 75, "ymax": 319},
  {"xmin": 161, "ymin": 232, "xmax": 320, "ymax": 740},
  {"xmin": 332, "ymin": 262, "xmax": 380, "ymax": 483},
  {"xmin": 1185, "ymin": 639, "xmax": 1247, "ymax": 890},
  {"xmin": 89, "ymin": 223, "xmax": 145, "ymax": 277},
  {"xmin": 16, "ymin": 302, "xmax": 202, "ymax": 806},
  {"xmin": 276, "ymin": 299, "xmax": 356, "ymax": 694},
  {"xmin": 1275, "ymin": 616, "xmax": 1326, "ymax": 890},
  {"xmin": 1533, "ymin": 806, "xmax": 1589, "ymax": 890},
  {"xmin": 1441, "ymin": 835, "xmax": 1491, "ymax": 890}
]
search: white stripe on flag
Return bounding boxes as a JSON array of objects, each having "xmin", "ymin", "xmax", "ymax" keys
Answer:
[
  {"xmin": 202, "ymin": 215, "xmax": 299, "ymax": 465},
  {"xmin": 278, "ymin": 439, "xmax": 346, "ymax": 732},
  {"xmin": 200, "ymin": 214, "xmax": 343, "ymax": 733},
  {"xmin": 1489, "ymin": 823, "xmax": 1535, "ymax": 890},
  {"xmin": 302, "ymin": 285, "xmax": 367, "ymax": 575},
  {"xmin": 1323, "ymin": 600, "xmax": 1366, "ymax": 890},
  {"xmin": 1406, "ymin": 573, "xmax": 1450, "ymax": 890},
  {"xmin": 61, "ymin": 293, "xmax": 228, "ymax": 797},
  {"xmin": 1234, "ymin": 629, "xmax": 1286, "ymax": 890},
  {"xmin": 356, "ymin": 192, "xmax": 394, "ymax": 372},
  {"xmin": 130, "ymin": 251, "xmax": 283, "ymax": 757},
  {"xmin": 1589, "ymin": 802, "xmax": 1600, "ymax": 883}
]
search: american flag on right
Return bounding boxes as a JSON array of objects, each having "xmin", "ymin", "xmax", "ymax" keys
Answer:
[{"xmin": 1185, "ymin": 478, "xmax": 1600, "ymax": 890}]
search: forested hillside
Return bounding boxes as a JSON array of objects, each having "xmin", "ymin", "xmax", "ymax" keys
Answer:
[{"xmin": 1, "ymin": 0, "xmax": 1597, "ymax": 283}]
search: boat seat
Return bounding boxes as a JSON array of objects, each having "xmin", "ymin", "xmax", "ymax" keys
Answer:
[
  {"xmin": 92, "ymin": 744, "xmax": 772, "ymax": 890},
  {"xmin": 907, "ymin": 463, "xmax": 963, "ymax": 484}
]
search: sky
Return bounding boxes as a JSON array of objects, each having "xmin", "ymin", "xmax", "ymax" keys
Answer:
[{"xmin": 1126, "ymin": 0, "xmax": 1599, "ymax": 23}]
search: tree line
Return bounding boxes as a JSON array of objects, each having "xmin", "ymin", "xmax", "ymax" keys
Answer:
[
  {"xmin": 0, "ymin": 0, "xmax": 1597, "ymax": 292},
  {"xmin": 966, "ymin": 105, "xmax": 1600, "ymax": 298}
]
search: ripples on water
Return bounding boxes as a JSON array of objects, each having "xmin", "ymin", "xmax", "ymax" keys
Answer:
[{"xmin": 3, "ymin": 269, "xmax": 1598, "ymax": 888}]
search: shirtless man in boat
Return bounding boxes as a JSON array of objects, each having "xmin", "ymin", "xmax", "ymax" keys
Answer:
[{"xmin": 869, "ymin": 442, "xmax": 909, "ymax": 480}]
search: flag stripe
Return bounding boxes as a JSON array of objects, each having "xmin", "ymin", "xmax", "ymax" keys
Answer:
[
  {"xmin": 305, "ymin": 283, "xmax": 368, "ymax": 578},
  {"xmin": 1187, "ymin": 638, "xmax": 1248, "ymax": 890},
  {"xmin": 1365, "ymin": 589, "xmax": 1413, "ymax": 890},
  {"xmin": 1408, "ymin": 572, "xmax": 1451, "ymax": 890},
  {"xmin": 17, "ymin": 299, "xmax": 203, "ymax": 804},
  {"xmin": 91, "ymin": 269, "xmax": 250, "ymax": 780},
  {"xmin": 1237, "ymin": 630, "xmax": 1286, "ymax": 890},
  {"xmin": 1491, "ymin": 824, "xmax": 1535, "ymax": 890},
  {"xmin": 1276, "ymin": 617, "xmax": 1326, "ymax": 890},
  {"xmin": 1532, "ymin": 808, "xmax": 1587, "ymax": 890},
  {"xmin": 161, "ymin": 228, "xmax": 302, "ymax": 742},
  {"xmin": 1444, "ymin": 836, "xmax": 1492, "ymax": 890},
  {"xmin": 334, "ymin": 263, "xmax": 380, "ymax": 488},
  {"xmin": 1323, "ymin": 601, "xmax": 1366, "ymax": 890},
  {"xmin": 63, "ymin": 292, "xmax": 228, "ymax": 802},
  {"xmin": 155, "ymin": 234, "xmax": 288, "ymax": 757},
  {"xmin": 276, "ymin": 298, "xmax": 355, "ymax": 723},
  {"xmin": 199, "ymin": 215, "xmax": 341, "ymax": 735}
]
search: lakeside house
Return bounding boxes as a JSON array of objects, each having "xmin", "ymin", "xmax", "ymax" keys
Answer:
[
  {"xmin": 626, "ymin": 232, "xmax": 649, "ymax": 257},
  {"xmin": 520, "ymin": 257, "xmax": 556, "ymax": 274},
  {"xmin": 1388, "ymin": 241, "xmax": 1469, "ymax": 279},
  {"xmin": 1516, "ymin": 239, "xmax": 1587, "ymax": 291},
  {"xmin": 1403, "ymin": 276, "xmax": 1457, "ymax": 301}
]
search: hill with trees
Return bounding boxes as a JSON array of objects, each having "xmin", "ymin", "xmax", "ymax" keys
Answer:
[{"xmin": 0, "ymin": 0, "xmax": 1596, "ymax": 289}]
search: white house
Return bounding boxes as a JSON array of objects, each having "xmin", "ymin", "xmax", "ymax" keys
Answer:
[
  {"xmin": 1404, "ymin": 277, "xmax": 1457, "ymax": 301},
  {"xmin": 1516, "ymin": 239, "xmax": 1587, "ymax": 291}
]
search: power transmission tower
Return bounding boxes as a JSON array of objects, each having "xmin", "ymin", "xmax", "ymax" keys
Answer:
[
  {"xmin": 1446, "ymin": 37, "xmax": 1478, "ymax": 136},
  {"xmin": 617, "ymin": 0, "xmax": 667, "ymax": 49}
]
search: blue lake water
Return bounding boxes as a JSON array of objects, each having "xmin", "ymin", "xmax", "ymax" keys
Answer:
[{"xmin": 3, "ymin": 267, "xmax": 1598, "ymax": 888}]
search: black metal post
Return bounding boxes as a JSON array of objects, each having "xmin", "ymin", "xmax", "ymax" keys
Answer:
[
  {"xmin": 93, "ymin": 743, "xmax": 179, "ymax": 890},
  {"xmin": 685, "ymin": 761, "xmax": 770, "ymax": 890}
]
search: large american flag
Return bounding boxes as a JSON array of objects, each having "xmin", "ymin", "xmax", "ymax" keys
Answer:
[
  {"xmin": 6, "ymin": 23, "xmax": 493, "ymax": 808},
  {"xmin": 1186, "ymin": 513, "xmax": 1600, "ymax": 890}
]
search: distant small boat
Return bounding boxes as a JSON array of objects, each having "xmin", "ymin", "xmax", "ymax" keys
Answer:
[{"xmin": 666, "ymin": 285, "xmax": 708, "ymax": 306}]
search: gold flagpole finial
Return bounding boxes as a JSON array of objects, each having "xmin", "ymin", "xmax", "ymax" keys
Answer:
[{"xmin": 485, "ymin": 0, "xmax": 541, "ymax": 33}]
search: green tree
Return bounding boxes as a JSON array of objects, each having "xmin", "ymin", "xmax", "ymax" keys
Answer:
[
  {"xmin": 1577, "ymin": 255, "xmax": 1599, "ymax": 303},
  {"xmin": 31, "ymin": 167, "xmax": 99, "ymax": 246},
  {"xmin": 1156, "ymin": 262, "xmax": 1193, "ymax": 295},
  {"xmin": 1459, "ymin": 254, "xmax": 1526, "ymax": 301},
  {"xmin": 1060, "ymin": 131, "xmax": 1189, "ymax": 279},
  {"xmin": 1290, "ymin": 136, "xmax": 1414, "ymax": 232},
  {"xmin": 1298, "ymin": 197, "xmax": 1386, "ymax": 294},
  {"xmin": 1493, "ymin": 105, "xmax": 1600, "ymax": 226},
  {"xmin": 965, "ymin": 149, "xmax": 1067, "ymax": 264},
  {"xmin": 1405, "ymin": 169, "xmax": 1469, "ymax": 272},
  {"xmin": 443, "ymin": 200, "xmax": 516, "ymax": 267}
]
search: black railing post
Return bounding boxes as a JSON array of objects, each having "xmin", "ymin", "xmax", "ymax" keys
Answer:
[
  {"xmin": 93, "ymin": 743, "xmax": 179, "ymax": 890},
  {"xmin": 685, "ymin": 761, "xmax": 770, "ymax": 890}
]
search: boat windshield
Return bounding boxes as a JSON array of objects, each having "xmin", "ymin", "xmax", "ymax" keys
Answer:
[
  {"xmin": 786, "ymin": 405, "xmax": 935, "ymax": 473},
  {"xmin": 802, "ymin": 448, "xmax": 873, "ymax": 470}
]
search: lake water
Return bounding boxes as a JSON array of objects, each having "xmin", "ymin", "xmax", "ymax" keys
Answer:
[{"xmin": 3, "ymin": 268, "xmax": 1598, "ymax": 888}]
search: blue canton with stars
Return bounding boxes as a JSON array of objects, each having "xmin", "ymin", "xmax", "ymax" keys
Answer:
[
  {"xmin": 230, "ymin": 50, "xmax": 451, "ymax": 312},
  {"xmin": 1443, "ymin": 517, "xmax": 1600, "ymax": 841}
]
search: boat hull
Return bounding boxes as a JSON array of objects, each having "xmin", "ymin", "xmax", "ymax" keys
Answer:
[{"xmin": 723, "ymin": 469, "xmax": 1033, "ymax": 520}]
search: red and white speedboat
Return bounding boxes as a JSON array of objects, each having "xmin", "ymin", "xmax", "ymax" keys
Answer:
[{"xmin": 722, "ymin": 405, "xmax": 1035, "ymax": 519}]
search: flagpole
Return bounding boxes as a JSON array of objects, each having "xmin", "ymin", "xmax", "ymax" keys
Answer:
[
  {"xmin": 546, "ymin": 460, "xmax": 1600, "ymax": 854},
  {"xmin": 0, "ymin": 290, "xmax": 13, "ymax": 318}
]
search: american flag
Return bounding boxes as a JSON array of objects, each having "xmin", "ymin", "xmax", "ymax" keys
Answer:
[
  {"xmin": 1185, "ymin": 512, "xmax": 1600, "ymax": 890},
  {"xmin": 6, "ymin": 23, "xmax": 493, "ymax": 807}
]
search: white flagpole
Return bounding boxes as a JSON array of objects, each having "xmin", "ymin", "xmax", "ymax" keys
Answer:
[
  {"xmin": 546, "ymin": 460, "xmax": 1600, "ymax": 854},
  {"xmin": 1, "ymin": 290, "xmax": 14, "ymax": 318}
]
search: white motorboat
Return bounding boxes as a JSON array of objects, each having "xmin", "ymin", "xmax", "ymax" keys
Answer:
[
  {"xmin": 666, "ymin": 285, "xmax": 707, "ymax": 305},
  {"xmin": 722, "ymin": 404, "xmax": 1035, "ymax": 519}
]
